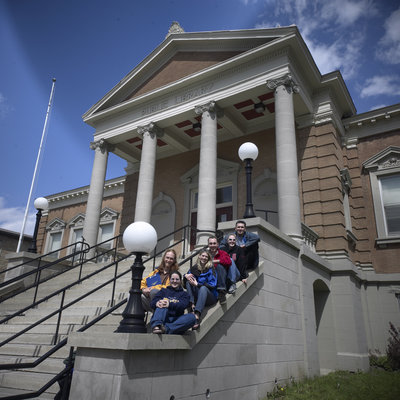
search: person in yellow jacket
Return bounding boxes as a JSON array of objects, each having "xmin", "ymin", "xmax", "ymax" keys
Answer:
[{"xmin": 141, "ymin": 249, "xmax": 179, "ymax": 311}]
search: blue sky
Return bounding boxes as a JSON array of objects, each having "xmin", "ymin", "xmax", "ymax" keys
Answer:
[{"xmin": 0, "ymin": 0, "xmax": 399, "ymax": 236}]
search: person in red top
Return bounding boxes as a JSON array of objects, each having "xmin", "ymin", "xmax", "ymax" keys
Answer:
[{"xmin": 207, "ymin": 236, "xmax": 240, "ymax": 303}]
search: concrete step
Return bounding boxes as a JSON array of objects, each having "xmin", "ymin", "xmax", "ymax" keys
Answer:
[
  {"xmin": 0, "ymin": 256, "xmax": 160, "ymax": 396},
  {"xmin": 0, "ymin": 355, "xmax": 65, "ymax": 374},
  {"xmin": 0, "ymin": 370, "xmax": 60, "ymax": 394},
  {"xmin": 0, "ymin": 385, "xmax": 54, "ymax": 399},
  {"xmin": 0, "ymin": 343, "xmax": 70, "ymax": 359}
]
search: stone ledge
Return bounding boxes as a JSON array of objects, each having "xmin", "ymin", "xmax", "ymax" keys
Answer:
[{"xmin": 68, "ymin": 263, "xmax": 264, "ymax": 351}]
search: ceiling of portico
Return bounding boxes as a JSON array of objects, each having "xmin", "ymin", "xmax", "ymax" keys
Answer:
[{"xmin": 110, "ymin": 84, "xmax": 309, "ymax": 164}]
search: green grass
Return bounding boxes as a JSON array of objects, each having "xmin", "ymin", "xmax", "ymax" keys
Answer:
[{"xmin": 264, "ymin": 370, "xmax": 400, "ymax": 400}]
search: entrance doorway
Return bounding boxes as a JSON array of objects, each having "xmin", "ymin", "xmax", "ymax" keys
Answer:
[{"xmin": 189, "ymin": 185, "xmax": 233, "ymax": 249}]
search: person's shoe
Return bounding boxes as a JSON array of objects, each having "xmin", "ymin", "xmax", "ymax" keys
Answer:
[
  {"xmin": 218, "ymin": 290, "xmax": 227, "ymax": 304},
  {"xmin": 152, "ymin": 325, "xmax": 165, "ymax": 334},
  {"xmin": 228, "ymin": 283, "xmax": 236, "ymax": 294}
]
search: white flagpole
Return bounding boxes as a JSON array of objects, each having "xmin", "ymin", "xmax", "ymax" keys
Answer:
[{"xmin": 16, "ymin": 78, "xmax": 56, "ymax": 253}]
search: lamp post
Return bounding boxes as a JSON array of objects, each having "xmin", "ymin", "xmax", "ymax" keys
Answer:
[
  {"xmin": 116, "ymin": 221, "xmax": 157, "ymax": 333},
  {"xmin": 238, "ymin": 142, "xmax": 258, "ymax": 219},
  {"xmin": 28, "ymin": 197, "xmax": 49, "ymax": 253}
]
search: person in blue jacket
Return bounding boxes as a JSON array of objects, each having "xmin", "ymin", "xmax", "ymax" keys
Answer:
[
  {"xmin": 184, "ymin": 250, "xmax": 218, "ymax": 330},
  {"xmin": 150, "ymin": 271, "xmax": 196, "ymax": 334}
]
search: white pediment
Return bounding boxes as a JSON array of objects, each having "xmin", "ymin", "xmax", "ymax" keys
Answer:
[
  {"xmin": 83, "ymin": 27, "xmax": 296, "ymax": 121},
  {"xmin": 363, "ymin": 146, "xmax": 400, "ymax": 171},
  {"xmin": 68, "ymin": 213, "xmax": 85, "ymax": 228},
  {"xmin": 46, "ymin": 218, "xmax": 66, "ymax": 232},
  {"xmin": 100, "ymin": 207, "xmax": 119, "ymax": 223}
]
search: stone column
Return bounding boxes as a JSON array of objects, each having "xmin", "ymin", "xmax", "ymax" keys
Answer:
[
  {"xmin": 194, "ymin": 101, "xmax": 222, "ymax": 246},
  {"xmin": 267, "ymin": 74, "xmax": 302, "ymax": 240},
  {"xmin": 134, "ymin": 123, "xmax": 163, "ymax": 223},
  {"xmin": 83, "ymin": 139, "xmax": 112, "ymax": 257}
]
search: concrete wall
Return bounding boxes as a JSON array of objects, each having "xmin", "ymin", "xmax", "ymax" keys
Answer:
[{"xmin": 68, "ymin": 218, "xmax": 400, "ymax": 399}]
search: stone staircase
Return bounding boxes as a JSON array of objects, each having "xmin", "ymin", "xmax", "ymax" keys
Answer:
[{"xmin": 0, "ymin": 256, "xmax": 159, "ymax": 398}]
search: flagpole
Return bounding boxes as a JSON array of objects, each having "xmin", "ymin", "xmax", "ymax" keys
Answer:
[{"xmin": 16, "ymin": 78, "xmax": 56, "ymax": 253}]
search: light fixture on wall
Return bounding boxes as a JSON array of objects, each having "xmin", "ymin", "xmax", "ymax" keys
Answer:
[
  {"xmin": 193, "ymin": 122, "xmax": 201, "ymax": 132},
  {"xmin": 238, "ymin": 142, "xmax": 259, "ymax": 219},
  {"xmin": 254, "ymin": 102, "xmax": 265, "ymax": 114},
  {"xmin": 28, "ymin": 197, "xmax": 49, "ymax": 254},
  {"xmin": 115, "ymin": 221, "xmax": 157, "ymax": 333}
]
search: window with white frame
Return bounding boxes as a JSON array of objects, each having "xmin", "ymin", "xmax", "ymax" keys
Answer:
[
  {"xmin": 45, "ymin": 218, "xmax": 66, "ymax": 257},
  {"xmin": 99, "ymin": 222, "xmax": 114, "ymax": 249},
  {"xmin": 379, "ymin": 174, "xmax": 400, "ymax": 236},
  {"xmin": 97, "ymin": 208, "xmax": 119, "ymax": 249},
  {"xmin": 67, "ymin": 213, "xmax": 85, "ymax": 253},
  {"xmin": 363, "ymin": 146, "xmax": 400, "ymax": 246}
]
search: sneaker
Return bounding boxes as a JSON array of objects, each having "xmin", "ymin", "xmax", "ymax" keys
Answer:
[
  {"xmin": 228, "ymin": 283, "xmax": 236, "ymax": 294},
  {"xmin": 218, "ymin": 290, "xmax": 227, "ymax": 304}
]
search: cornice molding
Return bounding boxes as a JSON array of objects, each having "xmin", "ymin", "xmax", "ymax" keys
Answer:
[{"xmin": 46, "ymin": 176, "xmax": 125, "ymax": 209}]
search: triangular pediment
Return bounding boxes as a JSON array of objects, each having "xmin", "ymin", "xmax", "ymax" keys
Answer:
[
  {"xmin": 46, "ymin": 218, "xmax": 66, "ymax": 232},
  {"xmin": 363, "ymin": 146, "xmax": 400, "ymax": 171},
  {"xmin": 123, "ymin": 51, "xmax": 243, "ymax": 102},
  {"xmin": 83, "ymin": 26, "xmax": 296, "ymax": 121},
  {"xmin": 68, "ymin": 213, "xmax": 85, "ymax": 228}
]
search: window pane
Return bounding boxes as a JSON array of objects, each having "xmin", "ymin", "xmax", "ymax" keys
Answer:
[
  {"xmin": 100, "ymin": 223, "xmax": 113, "ymax": 240},
  {"xmin": 385, "ymin": 205, "xmax": 400, "ymax": 235},
  {"xmin": 100, "ymin": 223, "xmax": 114, "ymax": 248},
  {"xmin": 73, "ymin": 228, "xmax": 83, "ymax": 242},
  {"xmin": 193, "ymin": 192, "xmax": 198, "ymax": 209},
  {"xmin": 381, "ymin": 175, "xmax": 400, "ymax": 235},
  {"xmin": 216, "ymin": 186, "xmax": 232, "ymax": 204},
  {"xmin": 381, "ymin": 175, "xmax": 400, "ymax": 204},
  {"xmin": 50, "ymin": 232, "xmax": 62, "ymax": 252}
]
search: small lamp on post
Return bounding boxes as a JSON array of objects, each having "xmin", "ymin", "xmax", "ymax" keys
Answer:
[
  {"xmin": 28, "ymin": 197, "xmax": 49, "ymax": 253},
  {"xmin": 116, "ymin": 221, "xmax": 157, "ymax": 333},
  {"xmin": 238, "ymin": 142, "xmax": 259, "ymax": 219}
]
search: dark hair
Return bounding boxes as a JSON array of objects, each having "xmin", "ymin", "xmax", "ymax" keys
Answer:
[
  {"xmin": 170, "ymin": 270, "xmax": 182, "ymax": 280},
  {"xmin": 170, "ymin": 270, "xmax": 183, "ymax": 288},
  {"xmin": 207, "ymin": 235, "xmax": 219, "ymax": 244},
  {"xmin": 235, "ymin": 220, "xmax": 247, "ymax": 227}
]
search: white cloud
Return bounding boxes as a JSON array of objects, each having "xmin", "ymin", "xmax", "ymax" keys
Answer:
[
  {"xmin": 376, "ymin": 7, "xmax": 400, "ymax": 64},
  {"xmin": 304, "ymin": 32, "xmax": 365, "ymax": 78},
  {"xmin": 369, "ymin": 104, "xmax": 388, "ymax": 111},
  {"xmin": 0, "ymin": 92, "xmax": 13, "ymax": 119},
  {"xmin": 0, "ymin": 197, "xmax": 36, "ymax": 235},
  {"xmin": 360, "ymin": 75, "xmax": 400, "ymax": 98},
  {"xmin": 319, "ymin": 0, "xmax": 377, "ymax": 26},
  {"xmin": 255, "ymin": 0, "xmax": 372, "ymax": 79}
]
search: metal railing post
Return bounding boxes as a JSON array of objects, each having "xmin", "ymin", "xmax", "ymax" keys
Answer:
[{"xmin": 53, "ymin": 290, "xmax": 66, "ymax": 345}]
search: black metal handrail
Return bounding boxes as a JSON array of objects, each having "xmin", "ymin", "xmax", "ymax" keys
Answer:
[
  {"xmin": 0, "ymin": 224, "xmax": 211, "ymax": 399},
  {"xmin": 0, "ymin": 238, "xmax": 91, "ymax": 279},
  {"xmin": 0, "ymin": 244, "xmax": 207, "ymax": 399}
]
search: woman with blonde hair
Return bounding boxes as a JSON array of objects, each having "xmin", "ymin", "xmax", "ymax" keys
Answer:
[
  {"xmin": 183, "ymin": 250, "xmax": 218, "ymax": 330},
  {"xmin": 141, "ymin": 249, "xmax": 179, "ymax": 311}
]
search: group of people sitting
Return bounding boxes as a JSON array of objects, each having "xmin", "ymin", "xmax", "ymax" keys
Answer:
[{"xmin": 140, "ymin": 220, "xmax": 260, "ymax": 335}]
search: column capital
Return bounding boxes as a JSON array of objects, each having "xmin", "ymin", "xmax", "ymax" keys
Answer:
[
  {"xmin": 194, "ymin": 101, "xmax": 224, "ymax": 118},
  {"xmin": 267, "ymin": 74, "xmax": 299, "ymax": 94},
  {"xmin": 137, "ymin": 122, "xmax": 164, "ymax": 139},
  {"xmin": 90, "ymin": 139, "xmax": 114, "ymax": 153}
]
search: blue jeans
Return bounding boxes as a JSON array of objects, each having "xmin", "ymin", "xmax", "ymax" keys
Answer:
[
  {"xmin": 216, "ymin": 261, "xmax": 240, "ymax": 291},
  {"xmin": 150, "ymin": 307, "xmax": 196, "ymax": 334},
  {"xmin": 228, "ymin": 259, "xmax": 241, "ymax": 284},
  {"xmin": 185, "ymin": 282, "xmax": 217, "ymax": 314}
]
